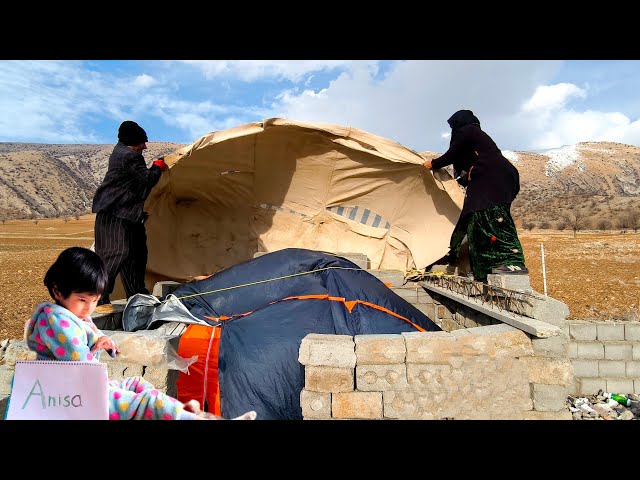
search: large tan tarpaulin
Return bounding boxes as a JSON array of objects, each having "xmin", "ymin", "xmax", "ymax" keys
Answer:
[{"xmin": 136, "ymin": 118, "xmax": 464, "ymax": 291}]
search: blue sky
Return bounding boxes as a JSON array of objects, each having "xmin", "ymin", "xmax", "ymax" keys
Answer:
[{"xmin": 1, "ymin": 60, "xmax": 640, "ymax": 153}]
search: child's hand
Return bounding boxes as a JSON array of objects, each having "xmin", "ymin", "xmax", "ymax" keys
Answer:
[{"xmin": 91, "ymin": 335, "xmax": 120, "ymax": 357}]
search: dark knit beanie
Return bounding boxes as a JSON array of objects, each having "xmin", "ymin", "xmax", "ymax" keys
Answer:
[{"xmin": 118, "ymin": 120, "xmax": 148, "ymax": 145}]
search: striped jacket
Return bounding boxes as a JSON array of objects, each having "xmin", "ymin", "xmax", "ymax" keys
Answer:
[{"xmin": 92, "ymin": 142, "xmax": 163, "ymax": 223}]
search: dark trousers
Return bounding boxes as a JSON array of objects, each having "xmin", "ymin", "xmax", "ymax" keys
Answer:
[{"xmin": 94, "ymin": 212, "xmax": 150, "ymax": 305}]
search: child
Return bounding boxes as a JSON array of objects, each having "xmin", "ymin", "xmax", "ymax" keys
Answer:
[{"xmin": 24, "ymin": 246, "xmax": 256, "ymax": 421}]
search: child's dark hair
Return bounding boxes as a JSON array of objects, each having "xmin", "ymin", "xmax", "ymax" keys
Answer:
[{"xmin": 44, "ymin": 247, "xmax": 108, "ymax": 300}]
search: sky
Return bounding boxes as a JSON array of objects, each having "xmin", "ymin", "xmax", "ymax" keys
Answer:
[{"xmin": 1, "ymin": 60, "xmax": 640, "ymax": 154}]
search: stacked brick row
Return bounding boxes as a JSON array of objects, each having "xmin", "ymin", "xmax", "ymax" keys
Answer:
[
  {"xmin": 568, "ymin": 321, "xmax": 640, "ymax": 395},
  {"xmin": 299, "ymin": 324, "xmax": 574, "ymax": 420},
  {"xmin": 392, "ymin": 283, "xmax": 501, "ymax": 331},
  {"xmin": 0, "ymin": 330, "xmax": 179, "ymax": 418}
]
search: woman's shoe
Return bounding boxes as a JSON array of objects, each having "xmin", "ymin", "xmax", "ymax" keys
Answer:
[{"xmin": 491, "ymin": 264, "xmax": 529, "ymax": 275}]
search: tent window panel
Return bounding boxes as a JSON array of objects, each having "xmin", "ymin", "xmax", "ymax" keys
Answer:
[
  {"xmin": 326, "ymin": 206, "xmax": 391, "ymax": 230},
  {"xmin": 257, "ymin": 203, "xmax": 308, "ymax": 218}
]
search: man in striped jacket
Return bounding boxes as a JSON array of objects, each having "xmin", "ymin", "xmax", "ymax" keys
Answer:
[{"xmin": 91, "ymin": 120, "xmax": 168, "ymax": 305}]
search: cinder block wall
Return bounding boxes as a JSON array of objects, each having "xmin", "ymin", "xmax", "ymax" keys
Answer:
[
  {"xmin": 5, "ymin": 268, "xmax": 638, "ymax": 419},
  {"xmin": 0, "ymin": 330, "xmax": 179, "ymax": 418},
  {"xmin": 568, "ymin": 321, "xmax": 640, "ymax": 395},
  {"xmin": 298, "ymin": 326, "xmax": 574, "ymax": 419}
]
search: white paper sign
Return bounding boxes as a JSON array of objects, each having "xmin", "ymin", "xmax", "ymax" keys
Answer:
[{"xmin": 6, "ymin": 360, "xmax": 109, "ymax": 420}]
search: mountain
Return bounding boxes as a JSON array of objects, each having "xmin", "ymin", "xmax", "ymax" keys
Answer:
[
  {"xmin": 0, "ymin": 142, "xmax": 185, "ymax": 220},
  {"xmin": 422, "ymin": 141, "xmax": 640, "ymax": 231},
  {"xmin": 0, "ymin": 141, "xmax": 639, "ymax": 231}
]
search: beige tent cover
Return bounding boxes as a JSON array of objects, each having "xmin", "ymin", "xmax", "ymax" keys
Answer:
[{"xmin": 141, "ymin": 117, "xmax": 464, "ymax": 288}]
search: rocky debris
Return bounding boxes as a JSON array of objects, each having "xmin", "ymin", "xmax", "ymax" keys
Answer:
[{"xmin": 568, "ymin": 391, "xmax": 640, "ymax": 420}]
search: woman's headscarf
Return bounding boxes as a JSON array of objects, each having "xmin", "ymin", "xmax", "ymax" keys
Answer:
[{"xmin": 447, "ymin": 110, "xmax": 480, "ymax": 136}]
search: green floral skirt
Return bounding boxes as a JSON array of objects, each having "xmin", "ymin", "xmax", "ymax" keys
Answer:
[{"xmin": 449, "ymin": 204, "xmax": 526, "ymax": 282}]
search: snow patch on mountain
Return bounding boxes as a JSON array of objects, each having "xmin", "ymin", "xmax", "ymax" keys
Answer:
[
  {"xmin": 502, "ymin": 150, "xmax": 519, "ymax": 163},
  {"xmin": 542, "ymin": 144, "xmax": 579, "ymax": 176}
]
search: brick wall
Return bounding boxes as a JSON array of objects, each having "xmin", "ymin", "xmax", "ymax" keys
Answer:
[
  {"xmin": 298, "ymin": 326, "xmax": 574, "ymax": 419},
  {"xmin": 568, "ymin": 321, "xmax": 640, "ymax": 395}
]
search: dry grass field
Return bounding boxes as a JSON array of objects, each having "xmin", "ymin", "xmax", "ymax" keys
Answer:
[{"xmin": 0, "ymin": 217, "xmax": 638, "ymax": 341}]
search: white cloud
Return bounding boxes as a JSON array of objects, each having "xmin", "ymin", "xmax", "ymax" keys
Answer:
[
  {"xmin": 180, "ymin": 60, "xmax": 357, "ymax": 82},
  {"xmin": 269, "ymin": 60, "xmax": 564, "ymax": 152},
  {"xmin": 2, "ymin": 60, "xmax": 640, "ymax": 151},
  {"xmin": 522, "ymin": 83, "xmax": 586, "ymax": 113},
  {"xmin": 132, "ymin": 74, "xmax": 156, "ymax": 88}
]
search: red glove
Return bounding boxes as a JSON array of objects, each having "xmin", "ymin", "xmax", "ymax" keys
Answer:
[{"xmin": 153, "ymin": 157, "xmax": 168, "ymax": 171}]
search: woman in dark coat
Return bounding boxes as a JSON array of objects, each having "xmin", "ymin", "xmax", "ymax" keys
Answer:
[{"xmin": 422, "ymin": 109, "xmax": 528, "ymax": 281}]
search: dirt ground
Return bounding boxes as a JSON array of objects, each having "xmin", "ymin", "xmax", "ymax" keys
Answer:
[{"xmin": 0, "ymin": 217, "xmax": 638, "ymax": 341}]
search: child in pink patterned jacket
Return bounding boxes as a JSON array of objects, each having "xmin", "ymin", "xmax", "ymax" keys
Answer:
[{"xmin": 24, "ymin": 246, "xmax": 256, "ymax": 421}]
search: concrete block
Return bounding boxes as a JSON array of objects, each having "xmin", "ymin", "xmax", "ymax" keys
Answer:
[
  {"xmin": 390, "ymin": 357, "xmax": 532, "ymax": 419},
  {"xmin": 412, "ymin": 303, "xmax": 437, "ymax": 320},
  {"xmin": 569, "ymin": 323, "xmax": 597, "ymax": 341},
  {"xmin": 577, "ymin": 378, "xmax": 606, "ymax": 395},
  {"xmin": 568, "ymin": 377, "xmax": 580, "ymax": 396},
  {"xmin": 332, "ymin": 391, "xmax": 383, "ymax": 419},
  {"xmin": 634, "ymin": 343, "xmax": 640, "ymax": 360},
  {"xmin": 464, "ymin": 323, "xmax": 519, "ymax": 335},
  {"xmin": 522, "ymin": 410, "xmax": 573, "ymax": 420},
  {"xmin": 305, "ymin": 366, "xmax": 354, "ymax": 393},
  {"xmin": 441, "ymin": 318, "xmax": 462, "ymax": 332},
  {"xmin": 598, "ymin": 360, "xmax": 626, "ymax": 378},
  {"xmin": 403, "ymin": 331, "xmax": 457, "ymax": 363},
  {"xmin": 636, "ymin": 379, "xmax": 640, "ymax": 395},
  {"xmin": 486, "ymin": 273, "xmax": 532, "ymax": 293},
  {"xmin": 106, "ymin": 363, "xmax": 144, "ymax": 382},
  {"xmin": 455, "ymin": 326, "xmax": 534, "ymax": 359},
  {"xmin": 576, "ymin": 342, "xmax": 604, "ymax": 359},
  {"xmin": 3, "ymin": 341, "xmax": 36, "ymax": 366},
  {"xmin": 367, "ymin": 270, "xmax": 405, "ymax": 287},
  {"xmin": 571, "ymin": 359, "xmax": 599, "ymax": 378},
  {"xmin": 354, "ymin": 334, "xmax": 406, "ymax": 364},
  {"xmin": 390, "ymin": 286, "xmax": 418, "ymax": 304},
  {"xmin": 298, "ymin": 334, "xmax": 356, "ymax": 368},
  {"xmin": 152, "ymin": 281, "xmax": 182, "ymax": 298},
  {"xmin": 416, "ymin": 288, "xmax": 434, "ymax": 304},
  {"xmin": 530, "ymin": 334, "xmax": 568, "ymax": 358},
  {"xmin": 606, "ymin": 379, "xmax": 634, "ymax": 394},
  {"xmin": 382, "ymin": 390, "xmax": 436, "ymax": 419},
  {"xmin": 102, "ymin": 330, "xmax": 181, "ymax": 367},
  {"xmin": 603, "ymin": 342, "xmax": 633, "ymax": 360},
  {"xmin": 521, "ymin": 357, "xmax": 574, "ymax": 386},
  {"xmin": 0, "ymin": 365, "xmax": 15, "ymax": 396},
  {"xmin": 300, "ymin": 389, "xmax": 332, "ymax": 419},
  {"xmin": 332, "ymin": 252, "xmax": 369, "ymax": 270},
  {"xmin": 532, "ymin": 384, "xmax": 569, "ymax": 411},
  {"xmin": 625, "ymin": 323, "xmax": 640, "ymax": 341},
  {"xmin": 450, "ymin": 328, "xmax": 472, "ymax": 337},
  {"xmin": 568, "ymin": 342, "xmax": 578, "ymax": 358},
  {"xmin": 406, "ymin": 363, "xmax": 453, "ymax": 389},
  {"xmin": 356, "ymin": 364, "xmax": 407, "ymax": 391},
  {"xmin": 438, "ymin": 305, "xmax": 454, "ymax": 320},
  {"xmin": 0, "ymin": 394, "xmax": 8, "ymax": 418},
  {"xmin": 143, "ymin": 366, "xmax": 179, "ymax": 397},
  {"xmin": 626, "ymin": 361, "xmax": 640, "ymax": 377},
  {"xmin": 520, "ymin": 295, "xmax": 569, "ymax": 327},
  {"xmin": 597, "ymin": 323, "xmax": 625, "ymax": 341}
]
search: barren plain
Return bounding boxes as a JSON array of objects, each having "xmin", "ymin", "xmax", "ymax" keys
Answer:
[{"xmin": 0, "ymin": 216, "xmax": 638, "ymax": 341}]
